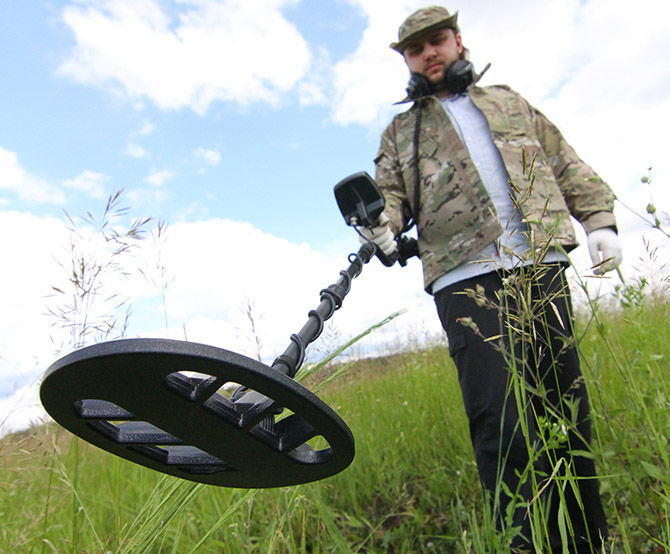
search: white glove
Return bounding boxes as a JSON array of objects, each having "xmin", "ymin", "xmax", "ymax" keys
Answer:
[
  {"xmin": 587, "ymin": 228, "xmax": 623, "ymax": 275},
  {"xmin": 357, "ymin": 213, "xmax": 397, "ymax": 257}
]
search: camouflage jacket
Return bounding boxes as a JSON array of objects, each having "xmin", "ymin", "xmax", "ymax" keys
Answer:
[{"xmin": 374, "ymin": 84, "xmax": 617, "ymax": 291}]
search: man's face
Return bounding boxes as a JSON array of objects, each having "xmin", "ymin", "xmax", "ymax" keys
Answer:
[{"xmin": 403, "ymin": 28, "xmax": 463, "ymax": 87}]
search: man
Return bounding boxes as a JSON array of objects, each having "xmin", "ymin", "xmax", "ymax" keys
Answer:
[{"xmin": 358, "ymin": 6, "xmax": 622, "ymax": 553}]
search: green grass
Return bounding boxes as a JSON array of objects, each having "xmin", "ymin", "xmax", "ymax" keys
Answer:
[
  {"xmin": 577, "ymin": 298, "xmax": 670, "ymax": 553},
  {"xmin": 1, "ymin": 296, "xmax": 669, "ymax": 553}
]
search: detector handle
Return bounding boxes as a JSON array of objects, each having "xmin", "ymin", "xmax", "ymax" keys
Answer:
[{"xmin": 334, "ymin": 172, "xmax": 418, "ymax": 267}]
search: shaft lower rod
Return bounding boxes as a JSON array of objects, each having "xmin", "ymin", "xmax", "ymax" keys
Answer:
[{"xmin": 271, "ymin": 242, "xmax": 375, "ymax": 377}]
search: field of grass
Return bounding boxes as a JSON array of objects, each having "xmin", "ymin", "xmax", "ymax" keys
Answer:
[{"xmin": 1, "ymin": 290, "xmax": 669, "ymax": 553}]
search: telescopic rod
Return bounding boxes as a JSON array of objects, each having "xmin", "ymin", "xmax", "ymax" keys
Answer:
[{"xmin": 271, "ymin": 242, "xmax": 375, "ymax": 378}]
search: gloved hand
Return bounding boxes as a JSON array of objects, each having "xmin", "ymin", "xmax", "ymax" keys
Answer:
[
  {"xmin": 357, "ymin": 213, "xmax": 397, "ymax": 257},
  {"xmin": 587, "ymin": 228, "xmax": 623, "ymax": 275}
]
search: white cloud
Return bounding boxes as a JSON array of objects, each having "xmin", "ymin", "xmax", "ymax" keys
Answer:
[
  {"xmin": 329, "ymin": 0, "xmax": 425, "ymax": 126},
  {"xmin": 194, "ymin": 147, "xmax": 221, "ymax": 166},
  {"xmin": 145, "ymin": 169, "xmax": 174, "ymax": 186},
  {"xmin": 126, "ymin": 187, "xmax": 167, "ymax": 206},
  {"xmin": 126, "ymin": 122, "xmax": 155, "ymax": 158},
  {"xmin": 63, "ymin": 170, "xmax": 107, "ymax": 198},
  {"xmin": 536, "ymin": 0, "xmax": 670, "ymax": 209},
  {"xmin": 0, "ymin": 211, "xmax": 68, "ymax": 399},
  {"xmin": 59, "ymin": 0, "xmax": 312, "ymax": 113},
  {"xmin": 0, "ymin": 147, "xmax": 65, "ymax": 204},
  {"xmin": 126, "ymin": 142, "xmax": 148, "ymax": 158},
  {"xmin": 0, "ymin": 382, "xmax": 48, "ymax": 438},
  {"xmin": 136, "ymin": 121, "xmax": 155, "ymax": 136},
  {"xmin": 297, "ymin": 46, "xmax": 331, "ymax": 106},
  {"xmin": 133, "ymin": 218, "xmax": 440, "ymax": 360}
]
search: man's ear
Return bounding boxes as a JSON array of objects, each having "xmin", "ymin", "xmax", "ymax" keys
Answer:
[{"xmin": 455, "ymin": 32, "xmax": 464, "ymax": 55}]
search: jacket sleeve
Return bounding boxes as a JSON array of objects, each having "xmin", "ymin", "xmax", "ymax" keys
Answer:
[
  {"xmin": 373, "ymin": 120, "xmax": 411, "ymax": 236},
  {"xmin": 530, "ymin": 102, "xmax": 617, "ymax": 234}
]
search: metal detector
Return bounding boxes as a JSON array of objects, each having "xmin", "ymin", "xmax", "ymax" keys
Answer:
[{"xmin": 40, "ymin": 172, "xmax": 390, "ymax": 488}]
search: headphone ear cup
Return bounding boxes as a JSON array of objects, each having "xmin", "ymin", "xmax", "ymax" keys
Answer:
[
  {"xmin": 406, "ymin": 72, "xmax": 432, "ymax": 100},
  {"xmin": 445, "ymin": 59, "xmax": 475, "ymax": 94}
]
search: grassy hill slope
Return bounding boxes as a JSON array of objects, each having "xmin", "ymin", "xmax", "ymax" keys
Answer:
[{"xmin": 1, "ymin": 298, "xmax": 668, "ymax": 553}]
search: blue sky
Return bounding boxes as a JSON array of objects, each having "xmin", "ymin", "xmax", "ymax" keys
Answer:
[
  {"xmin": 0, "ymin": 1, "xmax": 378, "ymax": 244},
  {"xmin": 1, "ymin": 0, "xmax": 669, "ymax": 435}
]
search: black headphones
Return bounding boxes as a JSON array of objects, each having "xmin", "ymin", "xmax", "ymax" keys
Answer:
[{"xmin": 406, "ymin": 59, "xmax": 475, "ymax": 99}]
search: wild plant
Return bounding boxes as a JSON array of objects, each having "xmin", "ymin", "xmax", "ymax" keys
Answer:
[
  {"xmin": 138, "ymin": 219, "xmax": 173, "ymax": 333},
  {"xmin": 47, "ymin": 189, "xmax": 152, "ymax": 350},
  {"xmin": 241, "ymin": 296, "xmax": 265, "ymax": 362},
  {"xmin": 571, "ymin": 245, "xmax": 670, "ymax": 551}
]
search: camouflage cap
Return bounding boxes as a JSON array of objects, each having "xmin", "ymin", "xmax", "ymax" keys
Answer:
[{"xmin": 390, "ymin": 6, "xmax": 459, "ymax": 53}]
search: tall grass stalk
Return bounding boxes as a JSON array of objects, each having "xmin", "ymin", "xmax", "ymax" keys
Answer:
[
  {"xmin": 296, "ymin": 310, "xmax": 406, "ymax": 388},
  {"xmin": 573, "ymin": 271, "xmax": 670, "ymax": 552},
  {"xmin": 47, "ymin": 189, "xmax": 151, "ymax": 349},
  {"xmin": 139, "ymin": 219, "xmax": 172, "ymax": 333},
  {"xmin": 52, "ymin": 444, "xmax": 105, "ymax": 551},
  {"xmin": 185, "ymin": 489, "xmax": 259, "ymax": 553},
  {"xmin": 119, "ymin": 478, "xmax": 203, "ymax": 552}
]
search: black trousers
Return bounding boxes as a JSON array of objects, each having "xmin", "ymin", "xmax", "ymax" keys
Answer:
[{"xmin": 434, "ymin": 264, "xmax": 607, "ymax": 553}]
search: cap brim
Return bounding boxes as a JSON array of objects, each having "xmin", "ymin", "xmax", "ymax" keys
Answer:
[{"xmin": 389, "ymin": 13, "xmax": 459, "ymax": 53}]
